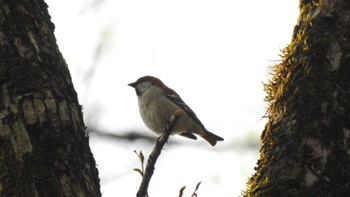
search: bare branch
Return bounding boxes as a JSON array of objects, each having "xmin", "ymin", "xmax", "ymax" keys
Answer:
[
  {"xmin": 136, "ymin": 110, "xmax": 183, "ymax": 197},
  {"xmin": 89, "ymin": 128, "xmax": 155, "ymax": 143}
]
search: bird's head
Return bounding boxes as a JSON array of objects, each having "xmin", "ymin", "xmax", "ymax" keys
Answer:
[{"xmin": 128, "ymin": 75, "xmax": 165, "ymax": 96}]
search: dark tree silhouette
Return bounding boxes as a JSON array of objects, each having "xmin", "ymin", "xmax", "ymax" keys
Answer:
[
  {"xmin": 245, "ymin": 0, "xmax": 350, "ymax": 196},
  {"xmin": 0, "ymin": 0, "xmax": 101, "ymax": 196}
]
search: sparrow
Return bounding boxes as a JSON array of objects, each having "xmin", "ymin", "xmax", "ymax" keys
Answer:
[{"xmin": 128, "ymin": 75, "xmax": 224, "ymax": 146}]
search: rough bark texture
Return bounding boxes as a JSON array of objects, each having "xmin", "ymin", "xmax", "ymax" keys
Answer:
[
  {"xmin": 0, "ymin": 0, "xmax": 101, "ymax": 196},
  {"xmin": 245, "ymin": 0, "xmax": 350, "ymax": 196}
]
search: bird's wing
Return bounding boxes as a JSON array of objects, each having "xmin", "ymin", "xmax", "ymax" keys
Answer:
[{"xmin": 165, "ymin": 89, "xmax": 206, "ymax": 130}]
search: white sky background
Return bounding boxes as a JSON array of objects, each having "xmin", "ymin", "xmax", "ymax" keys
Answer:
[{"xmin": 46, "ymin": 0, "xmax": 299, "ymax": 196}]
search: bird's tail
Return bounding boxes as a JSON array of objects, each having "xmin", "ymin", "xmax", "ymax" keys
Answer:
[{"xmin": 200, "ymin": 130, "xmax": 224, "ymax": 146}]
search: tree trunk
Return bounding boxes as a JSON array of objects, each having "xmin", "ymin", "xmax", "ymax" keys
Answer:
[
  {"xmin": 0, "ymin": 0, "xmax": 101, "ymax": 196},
  {"xmin": 245, "ymin": 0, "xmax": 350, "ymax": 196}
]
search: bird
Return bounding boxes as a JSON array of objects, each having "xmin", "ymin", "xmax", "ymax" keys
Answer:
[{"xmin": 128, "ymin": 75, "xmax": 224, "ymax": 146}]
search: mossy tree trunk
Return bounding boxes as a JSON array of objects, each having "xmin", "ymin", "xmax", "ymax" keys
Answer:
[
  {"xmin": 245, "ymin": 0, "xmax": 350, "ymax": 196},
  {"xmin": 0, "ymin": 0, "xmax": 101, "ymax": 196}
]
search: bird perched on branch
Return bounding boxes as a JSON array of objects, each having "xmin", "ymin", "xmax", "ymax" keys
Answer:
[{"xmin": 129, "ymin": 76, "xmax": 224, "ymax": 146}]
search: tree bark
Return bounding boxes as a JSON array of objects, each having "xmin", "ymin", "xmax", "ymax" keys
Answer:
[
  {"xmin": 0, "ymin": 0, "xmax": 101, "ymax": 196},
  {"xmin": 245, "ymin": 0, "xmax": 350, "ymax": 196}
]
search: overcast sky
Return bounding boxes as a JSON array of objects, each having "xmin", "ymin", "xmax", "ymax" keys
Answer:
[{"xmin": 46, "ymin": 0, "xmax": 299, "ymax": 196}]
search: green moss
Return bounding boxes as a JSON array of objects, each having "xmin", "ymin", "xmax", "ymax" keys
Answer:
[{"xmin": 245, "ymin": 0, "xmax": 350, "ymax": 196}]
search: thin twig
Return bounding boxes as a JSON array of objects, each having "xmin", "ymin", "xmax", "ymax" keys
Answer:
[
  {"xmin": 191, "ymin": 181, "xmax": 202, "ymax": 197},
  {"xmin": 136, "ymin": 110, "xmax": 183, "ymax": 197}
]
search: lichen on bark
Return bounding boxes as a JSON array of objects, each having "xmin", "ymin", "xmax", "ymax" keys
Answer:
[{"xmin": 0, "ymin": 0, "xmax": 101, "ymax": 196}]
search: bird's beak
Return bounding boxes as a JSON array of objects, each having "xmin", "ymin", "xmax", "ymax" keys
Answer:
[{"xmin": 128, "ymin": 82, "xmax": 137, "ymax": 88}]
